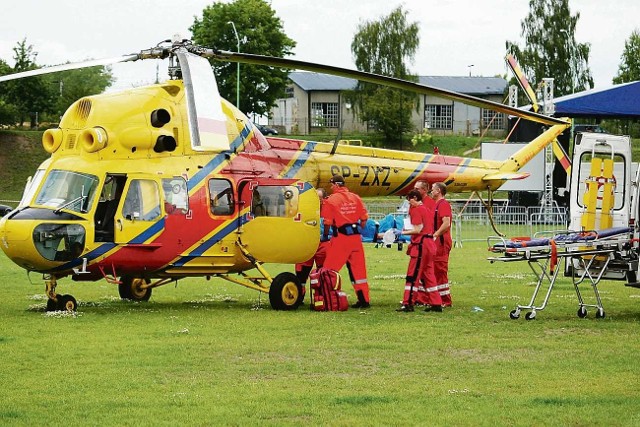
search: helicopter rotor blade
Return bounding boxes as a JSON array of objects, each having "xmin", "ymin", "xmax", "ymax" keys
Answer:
[
  {"xmin": 0, "ymin": 54, "xmax": 143, "ymax": 83},
  {"xmin": 207, "ymin": 50, "xmax": 569, "ymax": 127},
  {"xmin": 176, "ymin": 50, "xmax": 230, "ymax": 151}
]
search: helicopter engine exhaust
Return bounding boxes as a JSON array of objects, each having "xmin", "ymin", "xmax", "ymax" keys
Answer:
[{"xmin": 151, "ymin": 108, "xmax": 171, "ymax": 127}]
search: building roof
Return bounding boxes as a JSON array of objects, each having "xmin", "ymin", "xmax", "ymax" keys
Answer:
[
  {"xmin": 288, "ymin": 71, "xmax": 507, "ymax": 96},
  {"xmin": 418, "ymin": 76, "xmax": 506, "ymax": 96},
  {"xmin": 289, "ymin": 72, "xmax": 357, "ymax": 91}
]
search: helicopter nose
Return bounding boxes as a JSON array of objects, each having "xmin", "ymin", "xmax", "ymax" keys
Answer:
[{"xmin": 0, "ymin": 216, "xmax": 76, "ymax": 272}]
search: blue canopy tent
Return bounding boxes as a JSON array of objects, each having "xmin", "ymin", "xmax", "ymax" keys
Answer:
[{"xmin": 553, "ymin": 81, "xmax": 640, "ymax": 118}]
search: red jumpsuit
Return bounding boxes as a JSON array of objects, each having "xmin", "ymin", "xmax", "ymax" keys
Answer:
[
  {"xmin": 322, "ymin": 186, "xmax": 370, "ymax": 303},
  {"xmin": 403, "ymin": 203, "xmax": 442, "ymax": 307},
  {"xmin": 433, "ymin": 198, "xmax": 453, "ymax": 306},
  {"xmin": 295, "ymin": 200, "xmax": 330, "ymax": 284}
]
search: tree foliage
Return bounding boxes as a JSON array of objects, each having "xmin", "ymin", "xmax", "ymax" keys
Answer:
[
  {"xmin": 0, "ymin": 39, "xmax": 114, "ymax": 127},
  {"xmin": 350, "ymin": 6, "xmax": 419, "ymax": 146},
  {"xmin": 4, "ymin": 39, "xmax": 53, "ymax": 127},
  {"xmin": 49, "ymin": 66, "xmax": 114, "ymax": 120},
  {"xmin": 190, "ymin": 0, "xmax": 295, "ymax": 117},
  {"xmin": 506, "ymin": 0, "xmax": 593, "ymax": 97},
  {"xmin": 613, "ymin": 29, "xmax": 640, "ymax": 84}
]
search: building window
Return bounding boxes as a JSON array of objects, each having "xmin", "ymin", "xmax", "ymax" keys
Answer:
[
  {"xmin": 424, "ymin": 104, "xmax": 453, "ymax": 130},
  {"xmin": 481, "ymin": 109, "xmax": 506, "ymax": 130},
  {"xmin": 311, "ymin": 102, "xmax": 339, "ymax": 128}
]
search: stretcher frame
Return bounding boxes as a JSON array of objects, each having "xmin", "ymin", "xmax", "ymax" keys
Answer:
[{"xmin": 487, "ymin": 228, "xmax": 634, "ymax": 320}]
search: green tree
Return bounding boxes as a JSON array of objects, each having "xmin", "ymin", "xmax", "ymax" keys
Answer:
[
  {"xmin": 5, "ymin": 39, "xmax": 55, "ymax": 128},
  {"xmin": 350, "ymin": 6, "xmax": 419, "ymax": 146},
  {"xmin": 613, "ymin": 29, "xmax": 640, "ymax": 84},
  {"xmin": 190, "ymin": 0, "xmax": 295, "ymax": 117},
  {"xmin": 48, "ymin": 66, "xmax": 114, "ymax": 121},
  {"xmin": 0, "ymin": 59, "xmax": 18, "ymax": 125},
  {"xmin": 506, "ymin": 0, "xmax": 593, "ymax": 97}
]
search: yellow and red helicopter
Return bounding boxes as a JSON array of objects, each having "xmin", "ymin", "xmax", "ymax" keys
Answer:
[{"xmin": 0, "ymin": 38, "xmax": 570, "ymax": 311}]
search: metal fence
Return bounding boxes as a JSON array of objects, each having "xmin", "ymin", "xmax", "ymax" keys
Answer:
[{"xmin": 365, "ymin": 199, "xmax": 568, "ymax": 247}]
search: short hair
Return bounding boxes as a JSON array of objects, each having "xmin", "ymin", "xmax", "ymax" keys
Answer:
[
  {"xmin": 330, "ymin": 174, "xmax": 345, "ymax": 186},
  {"xmin": 414, "ymin": 180, "xmax": 429, "ymax": 191},
  {"xmin": 406, "ymin": 189, "xmax": 422, "ymax": 201},
  {"xmin": 433, "ymin": 182, "xmax": 447, "ymax": 196}
]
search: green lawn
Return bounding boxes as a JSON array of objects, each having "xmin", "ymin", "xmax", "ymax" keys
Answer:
[{"xmin": 1, "ymin": 242, "xmax": 639, "ymax": 426}]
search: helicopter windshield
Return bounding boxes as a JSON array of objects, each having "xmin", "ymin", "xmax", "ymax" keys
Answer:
[
  {"xmin": 18, "ymin": 169, "xmax": 45, "ymax": 208},
  {"xmin": 34, "ymin": 170, "xmax": 99, "ymax": 214}
]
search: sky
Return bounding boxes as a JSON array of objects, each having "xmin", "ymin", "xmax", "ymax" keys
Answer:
[{"xmin": 0, "ymin": 0, "xmax": 638, "ymax": 93}]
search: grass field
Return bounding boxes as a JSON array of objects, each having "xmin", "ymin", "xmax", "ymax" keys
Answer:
[{"xmin": 1, "ymin": 242, "xmax": 640, "ymax": 426}]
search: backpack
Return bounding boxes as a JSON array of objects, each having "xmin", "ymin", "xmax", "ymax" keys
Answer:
[{"xmin": 309, "ymin": 268, "xmax": 349, "ymax": 311}]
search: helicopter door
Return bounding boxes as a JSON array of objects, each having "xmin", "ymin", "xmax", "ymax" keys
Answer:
[
  {"xmin": 114, "ymin": 176, "xmax": 163, "ymax": 245},
  {"xmin": 238, "ymin": 179, "xmax": 320, "ymax": 263}
]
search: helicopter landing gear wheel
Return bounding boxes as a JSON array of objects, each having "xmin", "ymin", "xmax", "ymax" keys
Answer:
[
  {"xmin": 595, "ymin": 308, "xmax": 606, "ymax": 319},
  {"xmin": 58, "ymin": 294, "xmax": 78, "ymax": 312},
  {"xmin": 509, "ymin": 309, "xmax": 520, "ymax": 320},
  {"xmin": 577, "ymin": 306, "xmax": 588, "ymax": 318},
  {"xmin": 119, "ymin": 276, "xmax": 152, "ymax": 301},
  {"xmin": 269, "ymin": 272, "xmax": 302, "ymax": 311},
  {"xmin": 525, "ymin": 311, "xmax": 536, "ymax": 321},
  {"xmin": 46, "ymin": 294, "xmax": 78, "ymax": 312}
]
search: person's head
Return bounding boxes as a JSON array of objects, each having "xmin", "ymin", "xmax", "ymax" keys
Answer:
[
  {"xmin": 431, "ymin": 182, "xmax": 447, "ymax": 199},
  {"xmin": 414, "ymin": 180, "xmax": 430, "ymax": 199},
  {"xmin": 316, "ymin": 188, "xmax": 326, "ymax": 200},
  {"xmin": 330, "ymin": 174, "xmax": 345, "ymax": 191},
  {"xmin": 406, "ymin": 189, "xmax": 422, "ymax": 207}
]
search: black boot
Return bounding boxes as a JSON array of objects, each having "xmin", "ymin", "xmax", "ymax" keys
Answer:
[{"xmin": 351, "ymin": 290, "xmax": 370, "ymax": 309}]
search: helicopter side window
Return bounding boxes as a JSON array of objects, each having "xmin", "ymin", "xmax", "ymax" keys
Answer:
[
  {"xmin": 251, "ymin": 186, "xmax": 299, "ymax": 218},
  {"xmin": 123, "ymin": 179, "xmax": 161, "ymax": 221},
  {"xmin": 208, "ymin": 179, "xmax": 234, "ymax": 216},
  {"xmin": 162, "ymin": 178, "xmax": 189, "ymax": 215}
]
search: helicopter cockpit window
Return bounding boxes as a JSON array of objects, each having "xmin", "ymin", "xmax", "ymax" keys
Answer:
[
  {"xmin": 123, "ymin": 179, "xmax": 161, "ymax": 221},
  {"xmin": 251, "ymin": 185, "xmax": 299, "ymax": 218},
  {"xmin": 208, "ymin": 179, "xmax": 234, "ymax": 216},
  {"xmin": 34, "ymin": 170, "xmax": 99, "ymax": 214},
  {"xmin": 162, "ymin": 178, "xmax": 188, "ymax": 215},
  {"xmin": 19, "ymin": 169, "xmax": 45, "ymax": 208}
]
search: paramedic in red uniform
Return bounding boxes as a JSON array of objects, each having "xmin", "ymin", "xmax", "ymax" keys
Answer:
[
  {"xmin": 431, "ymin": 182, "xmax": 453, "ymax": 307},
  {"xmin": 397, "ymin": 189, "xmax": 442, "ymax": 312},
  {"xmin": 295, "ymin": 188, "xmax": 330, "ymax": 292},
  {"xmin": 322, "ymin": 174, "xmax": 371, "ymax": 309},
  {"xmin": 414, "ymin": 180, "xmax": 435, "ymax": 211}
]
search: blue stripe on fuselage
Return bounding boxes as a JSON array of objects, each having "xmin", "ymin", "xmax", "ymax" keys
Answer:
[
  {"xmin": 391, "ymin": 153, "xmax": 433, "ymax": 193},
  {"xmin": 282, "ymin": 141, "xmax": 318, "ymax": 179}
]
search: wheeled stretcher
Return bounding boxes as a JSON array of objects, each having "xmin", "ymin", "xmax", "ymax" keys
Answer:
[{"xmin": 487, "ymin": 227, "xmax": 635, "ymax": 320}]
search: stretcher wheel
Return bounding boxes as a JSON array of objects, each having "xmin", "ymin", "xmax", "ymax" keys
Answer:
[
  {"xmin": 577, "ymin": 307, "xmax": 588, "ymax": 318},
  {"xmin": 509, "ymin": 309, "xmax": 520, "ymax": 320},
  {"xmin": 525, "ymin": 311, "xmax": 536, "ymax": 320},
  {"xmin": 595, "ymin": 308, "xmax": 606, "ymax": 319}
]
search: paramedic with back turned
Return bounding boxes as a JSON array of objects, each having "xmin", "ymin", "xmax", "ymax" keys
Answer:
[{"xmin": 322, "ymin": 174, "xmax": 371, "ymax": 309}]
